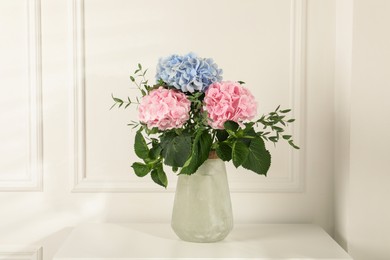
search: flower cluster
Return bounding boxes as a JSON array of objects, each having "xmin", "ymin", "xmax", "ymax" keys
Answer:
[
  {"xmin": 156, "ymin": 53, "xmax": 222, "ymax": 93},
  {"xmin": 204, "ymin": 81, "xmax": 257, "ymax": 129},
  {"xmin": 138, "ymin": 87, "xmax": 190, "ymax": 130},
  {"xmin": 111, "ymin": 53, "xmax": 298, "ymax": 188}
]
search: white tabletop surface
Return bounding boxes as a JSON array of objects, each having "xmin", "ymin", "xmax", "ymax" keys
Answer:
[{"xmin": 53, "ymin": 223, "xmax": 352, "ymax": 260}]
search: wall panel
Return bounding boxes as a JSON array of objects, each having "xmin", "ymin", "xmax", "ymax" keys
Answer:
[
  {"xmin": 0, "ymin": 0, "xmax": 42, "ymax": 191},
  {"xmin": 71, "ymin": 0, "xmax": 306, "ymax": 192}
]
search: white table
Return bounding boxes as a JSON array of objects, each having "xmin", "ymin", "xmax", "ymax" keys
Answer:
[{"xmin": 53, "ymin": 223, "xmax": 352, "ymax": 260}]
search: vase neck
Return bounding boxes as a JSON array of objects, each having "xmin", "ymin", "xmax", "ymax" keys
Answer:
[
  {"xmin": 194, "ymin": 158, "xmax": 226, "ymax": 176},
  {"xmin": 208, "ymin": 150, "xmax": 218, "ymax": 159}
]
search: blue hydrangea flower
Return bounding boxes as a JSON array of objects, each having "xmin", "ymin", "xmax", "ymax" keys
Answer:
[{"xmin": 156, "ymin": 53, "xmax": 223, "ymax": 93}]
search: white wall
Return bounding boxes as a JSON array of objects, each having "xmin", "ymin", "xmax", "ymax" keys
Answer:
[
  {"xmin": 334, "ymin": 0, "xmax": 353, "ymax": 250},
  {"xmin": 347, "ymin": 0, "xmax": 390, "ymax": 259},
  {"xmin": 0, "ymin": 1, "xmax": 337, "ymax": 259},
  {"xmin": 334, "ymin": 0, "xmax": 390, "ymax": 259}
]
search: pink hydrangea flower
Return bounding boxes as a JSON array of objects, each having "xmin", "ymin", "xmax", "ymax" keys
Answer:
[
  {"xmin": 138, "ymin": 87, "xmax": 191, "ymax": 130},
  {"xmin": 204, "ymin": 81, "xmax": 257, "ymax": 129}
]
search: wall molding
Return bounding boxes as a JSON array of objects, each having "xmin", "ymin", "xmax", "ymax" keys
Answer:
[
  {"xmin": 0, "ymin": 246, "xmax": 42, "ymax": 260},
  {"xmin": 70, "ymin": 0, "xmax": 86, "ymax": 192},
  {"xmin": 0, "ymin": 0, "xmax": 43, "ymax": 191},
  {"xmin": 276, "ymin": 0, "xmax": 306, "ymax": 192},
  {"xmin": 70, "ymin": 0, "xmax": 306, "ymax": 193}
]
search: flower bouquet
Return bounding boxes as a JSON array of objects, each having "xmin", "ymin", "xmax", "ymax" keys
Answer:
[
  {"xmin": 112, "ymin": 53, "xmax": 299, "ymax": 242},
  {"xmin": 111, "ymin": 53, "xmax": 299, "ymax": 188}
]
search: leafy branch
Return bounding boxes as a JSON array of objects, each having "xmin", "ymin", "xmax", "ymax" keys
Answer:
[
  {"xmin": 256, "ymin": 105, "xmax": 299, "ymax": 149},
  {"xmin": 214, "ymin": 121, "xmax": 271, "ymax": 175},
  {"xmin": 130, "ymin": 63, "xmax": 153, "ymax": 95},
  {"xmin": 186, "ymin": 91, "xmax": 207, "ymax": 128},
  {"xmin": 110, "ymin": 63, "xmax": 151, "ymax": 110},
  {"xmin": 131, "ymin": 128, "xmax": 168, "ymax": 188},
  {"xmin": 110, "ymin": 94, "xmax": 139, "ymax": 110}
]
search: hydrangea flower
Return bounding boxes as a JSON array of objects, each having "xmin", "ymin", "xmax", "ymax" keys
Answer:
[
  {"xmin": 156, "ymin": 53, "xmax": 223, "ymax": 93},
  {"xmin": 204, "ymin": 81, "xmax": 257, "ymax": 129},
  {"xmin": 138, "ymin": 87, "xmax": 191, "ymax": 130}
]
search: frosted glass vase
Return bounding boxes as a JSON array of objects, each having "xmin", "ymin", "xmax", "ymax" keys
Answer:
[{"xmin": 171, "ymin": 157, "xmax": 233, "ymax": 243}]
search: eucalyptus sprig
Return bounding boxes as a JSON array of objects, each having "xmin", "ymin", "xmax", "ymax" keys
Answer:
[
  {"xmin": 130, "ymin": 63, "xmax": 153, "ymax": 95},
  {"xmin": 110, "ymin": 63, "xmax": 151, "ymax": 110},
  {"xmin": 257, "ymin": 105, "xmax": 299, "ymax": 149},
  {"xmin": 110, "ymin": 94, "xmax": 139, "ymax": 110}
]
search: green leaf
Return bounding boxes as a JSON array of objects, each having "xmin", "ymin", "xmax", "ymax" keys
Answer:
[
  {"xmin": 180, "ymin": 130, "xmax": 212, "ymax": 175},
  {"xmin": 161, "ymin": 133, "xmax": 191, "ymax": 167},
  {"xmin": 149, "ymin": 145, "xmax": 162, "ymax": 159},
  {"xmin": 244, "ymin": 122, "xmax": 255, "ymax": 129},
  {"xmin": 289, "ymin": 140, "xmax": 300, "ymax": 149},
  {"xmin": 242, "ymin": 137, "xmax": 271, "ymax": 175},
  {"xmin": 243, "ymin": 126, "xmax": 257, "ymax": 137},
  {"xmin": 111, "ymin": 95, "xmax": 123, "ymax": 103},
  {"xmin": 216, "ymin": 142, "xmax": 232, "ymax": 161},
  {"xmin": 237, "ymin": 81, "xmax": 245, "ymax": 84},
  {"xmin": 224, "ymin": 120, "xmax": 239, "ymax": 132},
  {"xmin": 132, "ymin": 162, "xmax": 150, "ymax": 177},
  {"xmin": 150, "ymin": 164, "xmax": 168, "ymax": 188},
  {"xmin": 232, "ymin": 140, "xmax": 249, "ymax": 168},
  {"xmin": 282, "ymin": 135, "xmax": 292, "ymax": 140},
  {"xmin": 145, "ymin": 127, "xmax": 159, "ymax": 135},
  {"xmin": 157, "ymin": 79, "xmax": 165, "ymax": 85},
  {"xmin": 134, "ymin": 131, "xmax": 149, "ymax": 159},
  {"xmin": 198, "ymin": 131, "xmax": 213, "ymax": 163},
  {"xmin": 138, "ymin": 63, "xmax": 142, "ymax": 70},
  {"xmin": 157, "ymin": 166, "xmax": 168, "ymax": 188},
  {"xmin": 151, "ymin": 169, "xmax": 165, "ymax": 188},
  {"xmin": 180, "ymin": 148, "xmax": 200, "ymax": 175},
  {"xmin": 216, "ymin": 129, "xmax": 229, "ymax": 142},
  {"xmin": 160, "ymin": 132, "xmax": 176, "ymax": 148},
  {"xmin": 280, "ymin": 109, "xmax": 291, "ymax": 113},
  {"xmin": 287, "ymin": 119, "xmax": 295, "ymax": 123},
  {"xmin": 273, "ymin": 126, "xmax": 284, "ymax": 132},
  {"xmin": 238, "ymin": 137, "xmax": 251, "ymax": 146},
  {"xmin": 130, "ymin": 76, "xmax": 135, "ymax": 82}
]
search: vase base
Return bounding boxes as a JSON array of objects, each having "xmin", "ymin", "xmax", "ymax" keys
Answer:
[{"xmin": 171, "ymin": 224, "xmax": 233, "ymax": 243}]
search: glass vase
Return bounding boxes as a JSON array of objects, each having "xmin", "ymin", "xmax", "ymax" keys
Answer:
[{"xmin": 171, "ymin": 157, "xmax": 233, "ymax": 243}]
